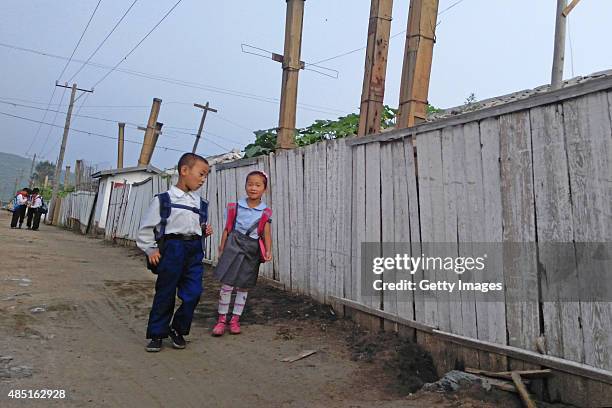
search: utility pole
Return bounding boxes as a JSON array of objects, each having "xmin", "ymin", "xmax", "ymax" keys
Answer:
[
  {"xmin": 137, "ymin": 122, "xmax": 163, "ymax": 166},
  {"xmin": 28, "ymin": 153, "xmax": 37, "ymax": 188},
  {"xmin": 117, "ymin": 123, "xmax": 125, "ymax": 169},
  {"xmin": 551, "ymin": 0, "xmax": 582, "ymax": 89},
  {"xmin": 75, "ymin": 159, "xmax": 83, "ymax": 190},
  {"xmin": 397, "ymin": 0, "xmax": 439, "ymax": 128},
  {"xmin": 14, "ymin": 168, "xmax": 24, "ymax": 194},
  {"xmin": 551, "ymin": 0, "xmax": 567, "ymax": 90},
  {"xmin": 192, "ymin": 102, "xmax": 218, "ymax": 153},
  {"xmin": 358, "ymin": 0, "xmax": 394, "ymax": 136},
  {"xmin": 138, "ymin": 98, "xmax": 162, "ymax": 166},
  {"xmin": 65, "ymin": 165, "xmax": 71, "ymax": 189},
  {"xmin": 48, "ymin": 83, "xmax": 93, "ymax": 223},
  {"xmin": 277, "ymin": 0, "xmax": 306, "ymax": 149}
]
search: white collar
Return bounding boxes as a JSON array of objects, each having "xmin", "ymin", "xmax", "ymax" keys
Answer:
[{"xmin": 170, "ymin": 185, "xmax": 196, "ymax": 200}]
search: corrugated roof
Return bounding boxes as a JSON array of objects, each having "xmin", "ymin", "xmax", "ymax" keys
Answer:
[
  {"xmin": 91, "ymin": 164, "xmax": 162, "ymax": 178},
  {"xmin": 427, "ymin": 69, "xmax": 612, "ymax": 121}
]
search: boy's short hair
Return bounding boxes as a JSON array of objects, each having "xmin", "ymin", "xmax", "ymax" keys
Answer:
[
  {"xmin": 32, "ymin": 188, "xmax": 40, "ymax": 194},
  {"xmin": 177, "ymin": 153, "xmax": 209, "ymax": 172}
]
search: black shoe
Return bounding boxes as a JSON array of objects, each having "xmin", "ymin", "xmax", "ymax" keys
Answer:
[
  {"xmin": 169, "ymin": 329, "xmax": 186, "ymax": 349},
  {"xmin": 145, "ymin": 338, "xmax": 162, "ymax": 352}
]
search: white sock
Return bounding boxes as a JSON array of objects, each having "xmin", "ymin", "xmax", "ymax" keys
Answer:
[
  {"xmin": 232, "ymin": 291, "xmax": 248, "ymax": 316},
  {"xmin": 218, "ymin": 284, "xmax": 233, "ymax": 315}
]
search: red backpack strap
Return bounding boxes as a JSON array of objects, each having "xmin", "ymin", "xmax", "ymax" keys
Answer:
[
  {"xmin": 257, "ymin": 207, "xmax": 272, "ymax": 236},
  {"xmin": 225, "ymin": 203, "xmax": 238, "ymax": 232}
]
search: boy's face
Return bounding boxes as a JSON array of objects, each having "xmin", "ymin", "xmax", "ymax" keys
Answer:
[
  {"xmin": 180, "ymin": 160, "xmax": 209, "ymax": 191},
  {"xmin": 245, "ymin": 174, "xmax": 266, "ymax": 200}
]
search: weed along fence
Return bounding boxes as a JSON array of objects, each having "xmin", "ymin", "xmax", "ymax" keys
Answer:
[
  {"xmin": 51, "ymin": 76, "xmax": 611, "ymax": 405},
  {"xmin": 206, "ymin": 77, "xmax": 612, "ymax": 405}
]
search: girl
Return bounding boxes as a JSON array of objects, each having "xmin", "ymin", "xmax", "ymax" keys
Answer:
[{"xmin": 212, "ymin": 170, "xmax": 272, "ymax": 336}]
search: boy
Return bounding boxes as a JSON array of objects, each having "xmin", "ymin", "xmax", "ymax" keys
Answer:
[
  {"xmin": 137, "ymin": 153, "xmax": 213, "ymax": 352},
  {"xmin": 26, "ymin": 188, "xmax": 43, "ymax": 231},
  {"xmin": 10, "ymin": 188, "xmax": 30, "ymax": 229}
]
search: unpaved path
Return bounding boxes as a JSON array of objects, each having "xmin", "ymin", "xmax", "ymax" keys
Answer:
[{"xmin": 0, "ymin": 211, "xmax": 513, "ymax": 407}]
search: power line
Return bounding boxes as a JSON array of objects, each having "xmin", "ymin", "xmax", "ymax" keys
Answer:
[
  {"xmin": 90, "ymin": 0, "xmax": 184, "ymax": 90},
  {"xmin": 1, "ymin": 99, "xmax": 241, "ymax": 151},
  {"xmin": 25, "ymin": 0, "xmax": 102, "ymax": 157},
  {"xmin": 0, "ymin": 110, "xmax": 194, "ymax": 154},
  {"xmin": 308, "ymin": 0, "xmax": 468, "ymax": 66},
  {"xmin": 37, "ymin": 86, "xmax": 68, "ymax": 158},
  {"xmin": 57, "ymin": 0, "xmax": 103, "ymax": 80},
  {"xmin": 66, "ymin": 0, "xmax": 140, "ymax": 83},
  {"xmin": 0, "ymin": 41, "xmax": 349, "ymax": 116}
]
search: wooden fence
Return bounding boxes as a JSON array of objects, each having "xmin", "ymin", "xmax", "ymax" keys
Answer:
[{"xmin": 53, "ymin": 76, "xmax": 611, "ymax": 405}]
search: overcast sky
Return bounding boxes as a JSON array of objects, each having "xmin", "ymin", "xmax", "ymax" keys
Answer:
[{"xmin": 1, "ymin": 0, "xmax": 610, "ymax": 170}]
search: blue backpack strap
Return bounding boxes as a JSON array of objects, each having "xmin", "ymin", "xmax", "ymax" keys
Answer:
[
  {"xmin": 156, "ymin": 192, "xmax": 171, "ymax": 240},
  {"xmin": 199, "ymin": 198, "xmax": 209, "ymax": 226}
]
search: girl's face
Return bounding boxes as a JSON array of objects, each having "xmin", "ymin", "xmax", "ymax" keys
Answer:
[{"xmin": 245, "ymin": 174, "xmax": 266, "ymax": 201}]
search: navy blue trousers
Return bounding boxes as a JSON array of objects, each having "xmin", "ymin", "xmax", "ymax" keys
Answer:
[{"xmin": 146, "ymin": 239, "xmax": 204, "ymax": 339}]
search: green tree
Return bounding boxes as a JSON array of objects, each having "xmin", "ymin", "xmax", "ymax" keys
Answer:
[
  {"xmin": 32, "ymin": 161, "xmax": 55, "ymax": 186},
  {"xmin": 244, "ymin": 104, "xmax": 439, "ymax": 158}
]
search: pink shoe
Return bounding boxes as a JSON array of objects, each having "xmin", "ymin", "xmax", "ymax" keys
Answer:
[
  {"xmin": 212, "ymin": 314, "xmax": 227, "ymax": 336},
  {"xmin": 229, "ymin": 315, "xmax": 241, "ymax": 335}
]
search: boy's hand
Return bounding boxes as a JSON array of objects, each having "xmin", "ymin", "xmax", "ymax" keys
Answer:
[
  {"xmin": 148, "ymin": 249, "xmax": 161, "ymax": 266},
  {"xmin": 264, "ymin": 250, "xmax": 272, "ymax": 262},
  {"xmin": 204, "ymin": 224, "xmax": 213, "ymax": 237}
]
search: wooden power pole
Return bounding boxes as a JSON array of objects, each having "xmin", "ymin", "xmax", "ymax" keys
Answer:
[
  {"xmin": 117, "ymin": 122, "xmax": 125, "ymax": 169},
  {"xmin": 65, "ymin": 165, "xmax": 71, "ymax": 189},
  {"xmin": 138, "ymin": 98, "xmax": 162, "ymax": 166},
  {"xmin": 48, "ymin": 83, "xmax": 92, "ymax": 223},
  {"xmin": 277, "ymin": 0, "xmax": 305, "ymax": 149},
  {"xmin": 397, "ymin": 0, "xmax": 439, "ymax": 128},
  {"xmin": 551, "ymin": 0, "xmax": 567, "ymax": 90},
  {"xmin": 28, "ymin": 153, "xmax": 37, "ymax": 188},
  {"xmin": 75, "ymin": 159, "xmax": 83, "ymax": 190},
  {"xmin": 358, "ymin": 0, "xmax": 394, "ymax": 136},
  {"xmin": 192, "ymin": 102, "xmax": 217, "ymax": 153}
]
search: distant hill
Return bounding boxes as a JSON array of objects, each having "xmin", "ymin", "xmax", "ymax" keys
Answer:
[{"xmin": 0, "ymin": 152, "xmax": 32, "ymax": 202}]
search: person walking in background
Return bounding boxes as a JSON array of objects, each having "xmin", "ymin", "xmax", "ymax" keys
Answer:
[
  {"xmin": 26, "ymin": 188, "xmax": 44, "ymax": 231},
  {"xmin": 10, "ymin": 187, "xmax": 29, "ymax": 229}
]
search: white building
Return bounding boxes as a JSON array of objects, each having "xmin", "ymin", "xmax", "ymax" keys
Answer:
[{"xmin": 91, "ymin": 165, "xmax": 162, "ymax": 231}]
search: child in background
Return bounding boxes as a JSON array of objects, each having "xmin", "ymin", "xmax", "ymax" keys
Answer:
[
  {"xmin": 10, "ymin": 187, "xmax": 30, "ymax": 229},
  {"xmin": 212, "ymin": 170, "xmax": 272, "ymax": 336},
  {"xmin": 137, "ymin": 153, "xmax": 213, "ymax": 352},
  {"xmin": 26, "ymin": 188, "xmax": 43, "ymax": 231}
]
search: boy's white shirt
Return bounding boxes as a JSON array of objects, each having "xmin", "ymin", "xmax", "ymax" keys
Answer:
[
  {"xmin": 136, "ymin": 185, "xmax": 203, "ymax": 256},
  {"xmin": 16, "ymin": 193, "xmax": 27, "ymax": 205},
  {"xmin": 30, "ymin": 195, "xmax": 42, "ymax": 208}
]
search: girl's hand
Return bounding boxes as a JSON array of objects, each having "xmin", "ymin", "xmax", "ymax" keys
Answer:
[
  {"xmin": 204, "ymin": 224, "xmax": 213, "ymax": 237},
  {"xmin": 218, "ymin": 245, "xmax": 224, "ymax": 255},
  {"xmin": 264, "ymin": 250, "xmax": 272, "ymax": 262},
  {"xmin": 148, "ymin": 249, "xmax": 161, "ymax": 266}
]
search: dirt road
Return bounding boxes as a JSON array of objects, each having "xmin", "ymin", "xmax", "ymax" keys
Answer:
[{"xmin": 0, "ymin": 211, "xmax": 520, "ymax": 407}]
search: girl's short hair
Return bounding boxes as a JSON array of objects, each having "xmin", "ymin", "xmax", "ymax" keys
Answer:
[{"xmin": 246, "ymin": 170, "xmax": 268, "ymax": 188}]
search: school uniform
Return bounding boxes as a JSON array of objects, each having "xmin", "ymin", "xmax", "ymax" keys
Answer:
[
  {"xmin": 137, "ymin": 186, "xmax": 207, "ymax": 339},
  {"xmin": 213, "ymin": 198, "xmax": 271, "ymax": 288},
  {"xmin": 27, "ymin": 195, "xmax": 43, "ymax": 230},
  {"xmin": 10, "ymin": 191, "xmax": 28, "ymax": 228}
]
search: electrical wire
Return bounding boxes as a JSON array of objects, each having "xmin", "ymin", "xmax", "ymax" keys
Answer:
[
  {"xmin": 24, "ymin": 0, "xmax": 102, "ymax": 155},
  {"xmin": 66, "ymin": 0, "xmax": 140, "ymax": 83},
  {"xmin": 0, "ymin": 41, "xmax": 349, "ymax": 115},
  {"xmin": 89, "ymin": 0, "xmax": 183, "ymax": 90},
  {"xmin": 308, "ymin": 0, "xmax": 468, "ymax": 66},
  {"xmin": 1, "ymin": 110, "xmax": 195, "ymax": 154}
]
